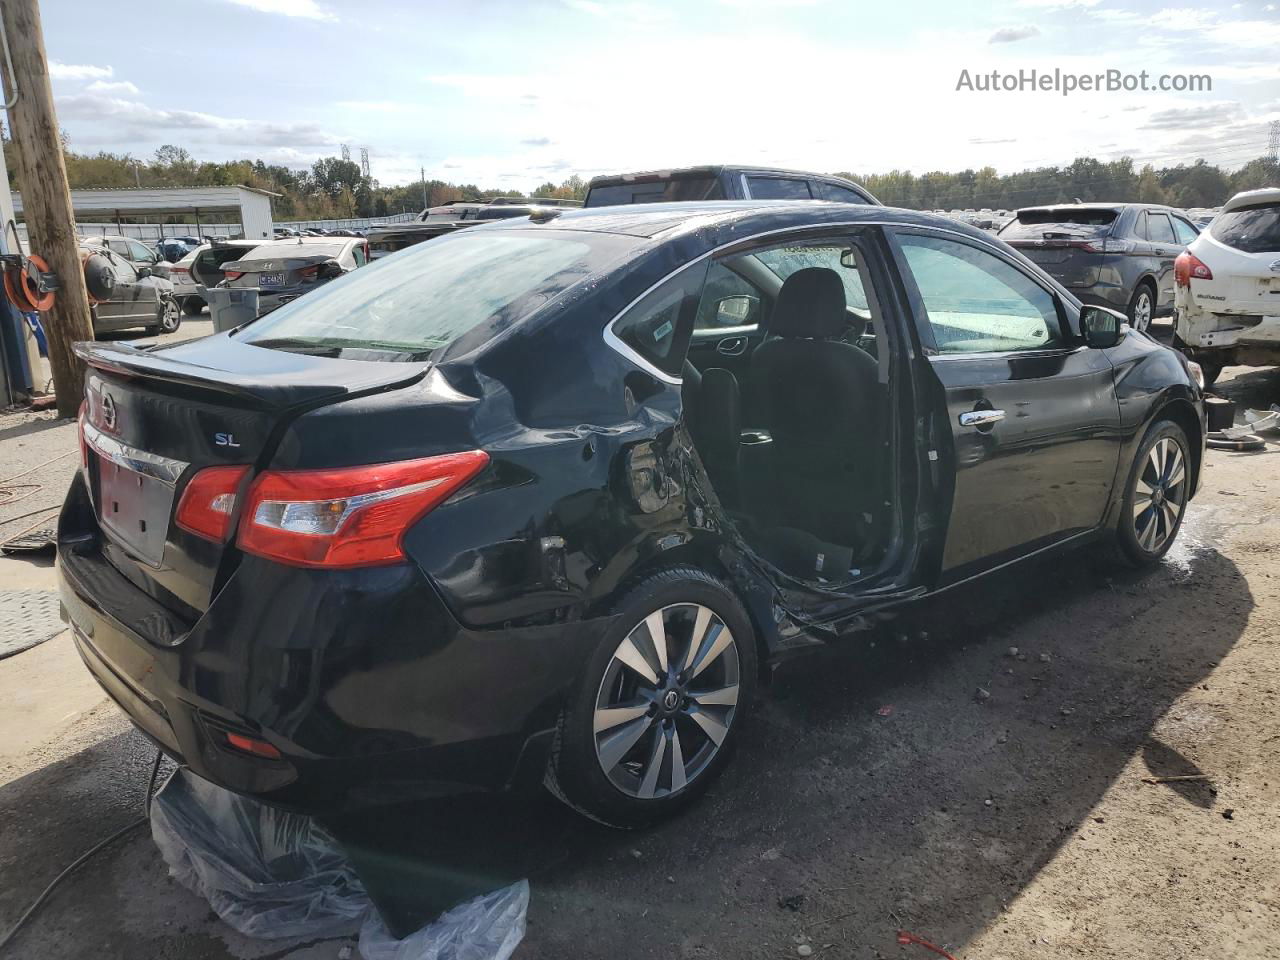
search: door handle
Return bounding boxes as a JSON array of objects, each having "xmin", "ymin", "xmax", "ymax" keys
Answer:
[
  {"xmin": 716, "ymin": 337, "xmax": 747, "ymax": 356},
  {"xmin": 959, "ymin": 408, "xmax": 1005, "ymax": 429}
]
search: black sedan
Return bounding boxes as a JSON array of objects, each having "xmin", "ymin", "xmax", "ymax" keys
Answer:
[{"xmin": 59, "ymin": 201, "xmax": 1205, "ymax": 828}]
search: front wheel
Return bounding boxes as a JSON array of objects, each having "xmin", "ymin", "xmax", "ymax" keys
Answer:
[
  {"xmin": 545, "ymin": 567, "xmax": 757, "ymax": 828},
  {"xmin": 1115, "ymin": 420, "xmax": 1191, "ymax": 566}
]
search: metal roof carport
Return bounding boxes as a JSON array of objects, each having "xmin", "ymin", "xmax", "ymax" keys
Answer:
[{"xmin": 10, "ymin": 185, "xmax": 279, "ymax": 240}]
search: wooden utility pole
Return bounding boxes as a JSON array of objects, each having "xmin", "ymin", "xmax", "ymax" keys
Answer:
[{"xmin": 1, "ymin": 0, "xmax": 94, "ymax": 417}]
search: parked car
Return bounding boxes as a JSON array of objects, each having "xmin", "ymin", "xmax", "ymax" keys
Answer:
[
  {"xmin": 82, "ymin": 234, "xmax": 172, "ymax": 281},
  {"xmin": 155, "ymin": 237, "xmax": 201, "ymax": 263},
  {"xmin": 1173, "ymin": 188, "xmax": 1280, "ymax": 386},
  {"xmin": 215, "ymin": 235, "xmax": 369, "ymax": 313},
  {"xmin": 62, "ymin": 201, "xmax": 1204, "ymax": 827},
  {"xmin": 998, "ymin": 203, "xmax": 1200, "ymax": 331},
  {"xmin": 170, "ymin": 239, "xmax": 262, "ymax": 316},
  {"xmin": 583, "ymin": 165, "xmax": 879, "ymax": 207},
  {"xmin": 366, "ymin": 197, "xmax": 582, "ymax": 259},
  {"xmin": 80, "ymin": 244, "xmax": 180, "ymax": 335}
]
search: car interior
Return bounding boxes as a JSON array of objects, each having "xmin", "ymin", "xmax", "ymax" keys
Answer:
[{"xmin": 680, "ymin": 242, "xmax": 893, "ymax": 586}]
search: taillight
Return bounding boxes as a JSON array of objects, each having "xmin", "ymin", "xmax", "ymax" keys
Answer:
[
  {"xmin": 223, "ymin": 270, "xmax": 244, "ymax": 281},
  {"xmin": 77, "ymin": 401, "xmax": 89, "ymax": 472},
  {"xmin": 171, "ymin": 266, "xmax": 189, "ymax": 275},
  {"xmin": 224, "ymin": 732, "xmax": 282, "ymax": 760},
  {"xmin": 1175, "ymin": 251, "xmax": 1213, "ymax": 286},
  {"xmin": 237, "ymin": 451, "xmax": 490, "ymax": 569},
  {"xmin": 298, "ymin": 264, "xmax": 319, "ymax": 280},
  {"xmin": 176, "ymin": 466, "xmax": 251, "ymax": 543}
]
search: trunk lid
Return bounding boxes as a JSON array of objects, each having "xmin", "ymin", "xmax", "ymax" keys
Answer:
[
  {"xmin": 77, "ymin": 336, "xmax": 429, "ymax": 614},
  {"xmin": 1002, "ymin": 209, "xmax": 1119, "ymax": 288}
]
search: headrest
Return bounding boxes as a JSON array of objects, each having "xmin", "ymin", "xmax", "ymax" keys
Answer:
[{"xmin": 770, "ymin": 268, "xmax": 847, "ymax": 339}]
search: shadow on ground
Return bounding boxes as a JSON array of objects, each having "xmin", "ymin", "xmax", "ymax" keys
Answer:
[{"xmin": 323, "ymin": 542, "xmax": 1251, "ymax": 957}]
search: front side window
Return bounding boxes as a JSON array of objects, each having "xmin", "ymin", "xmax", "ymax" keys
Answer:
[
  {"xmin": 746, "ymin": 177, "xmax": 812, "ymax": 200},
  {"xmin": 814, "ymin": 181, "xmax": 869, "ymax": 204},
  {"xmin": 898, "ymin": 234, "xmax": 1062, "ymax": 355},
  {"xmin": 1172, "ymin": 217, "xmax": 1199, "ymax": 245}
]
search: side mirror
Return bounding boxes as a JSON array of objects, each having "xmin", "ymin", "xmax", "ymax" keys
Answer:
[
  {"xmin": 136, "ymin": 266, "xmax": 153, "ymax": 279},
  {"xmin": 715, "ymin": 294, "xmax": 758, "ymax": 327},
  {"xmin": 1081, "ymin": 305, "xmax": 1123, "ymax": 348}
]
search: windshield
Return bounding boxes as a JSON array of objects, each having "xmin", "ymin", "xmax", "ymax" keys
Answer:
[
  {"xmin": 238, "ymin": 230, "xmax": 633, "ymax": 358},
  {"xmin": 1000, "ymin": 209, "xmax": 1118, "ymax": 241},
  {"xmin": 755, "ymin": 244, "xmax": 870, "ymax": 312},
  {"xmin": 1210, "ymin": 203, "xmax": 1280, "ymax": 254}
]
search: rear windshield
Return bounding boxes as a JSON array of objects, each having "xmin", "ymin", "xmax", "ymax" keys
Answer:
[
  {"xmin": 585, "ymin": 176, "xmax": 726, "ymax": 207},
  {"xmin": 238, "ymin": 241, "xmax": 349, "ymax": 262},
  {"xmin": 1210, "ymin": 203, "xmax": 1280, "ymax": 254},
  {"xmin": 238, "ymin": 230, "xmax": 634, "ymax": 359},
  {"xmin": 1000, "ymin": 208, "xmax": 1118, "ymax": 241}
]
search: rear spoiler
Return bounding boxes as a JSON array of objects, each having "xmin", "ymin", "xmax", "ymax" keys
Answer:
[{"xmin": 74, "ymin": 340, "xmax": 428, "ymax": 409}]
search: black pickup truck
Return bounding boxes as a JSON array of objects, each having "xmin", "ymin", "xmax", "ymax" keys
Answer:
[
  {"xmin": 366, "ymin": 197, "xmax": 583, "ymax": 259},
  {"xmin": 583, "ymin": 165, "xmax": 880, "ymax": 207}
]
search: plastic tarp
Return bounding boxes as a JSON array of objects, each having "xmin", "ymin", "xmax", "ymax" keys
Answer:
[{"xmin": 150, "ymin": 769, "xmax": 528, "ymax": 960}]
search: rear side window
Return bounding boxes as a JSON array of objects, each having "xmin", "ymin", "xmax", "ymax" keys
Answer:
[
  {"xmin": 241, "ymin": 231, "xmax": 634, "ymax": 358},
  {"xmin": 1210, "ymin": 203, "xmax": 1280, "ymax": 253},
  {"xmin": 1147, "ymin": 213, "xmax": 1177, "ymax": 244},
  {"xmin": 611, "ymin": 262, "xmax": 708, "ymax": 376},
  {"xmin": 1000, "ymin": 208, "xmax": 1117, "ymax": 241},
  {"xmin": 586, "ymin": 177, "xmax": 726, "ymax": 206},
  {"xmin": 746, "ymin": 177, "xmax": 812, "ymax": 200}
]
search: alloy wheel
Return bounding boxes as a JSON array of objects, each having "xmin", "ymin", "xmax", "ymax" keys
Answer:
[
  {"xmin": 160, "ymin": 298, "xmax": 180, "ymax": 332},
  {"xmin": 593, "ymin": 603, "xmax": 740, "ymax": 800},
  {"xmin": 1132, "ymin": 436, "xmax": 1186, "ymax": 553},
  {"xmin": 1131, "ymin": 290, "xmax": 1152, "ymax": 332}
]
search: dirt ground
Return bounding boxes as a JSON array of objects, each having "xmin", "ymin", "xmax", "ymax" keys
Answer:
[{"xmin": 1, "ymin": 329, "xmax": 1277, "ymax": 959}]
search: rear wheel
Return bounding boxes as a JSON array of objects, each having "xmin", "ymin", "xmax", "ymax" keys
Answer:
[
  {"xmin": 148, "ymin": 296, "xmax": 181, "ymax": 335},
  {"xmin": 1127, "ymin": 283, "xmax": 1155, "ymax": 333},
  {"xmin": 1115, "ymin": 420, "xmax": 1191, "ymax": 566},
  {"xmin": 545, "ymin": 567, "xmax": 757, "ymax": 828},
  {"xmin": 181, "ymin": 296, "xmax": 204, "ymax": 316}
]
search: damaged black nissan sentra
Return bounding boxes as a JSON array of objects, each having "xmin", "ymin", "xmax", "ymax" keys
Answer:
[{"xmin": 59, "ymin": 201, "xmax": 1205, "ymax": 827}]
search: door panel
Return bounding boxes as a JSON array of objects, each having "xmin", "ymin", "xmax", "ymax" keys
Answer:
[
  {"xmin": 889, "ymin": 228, "xmax": 1123, "ymax": 582},
  {"xmin": 1144, "ymin": 212, "xmax": 1182, "ymax": 310},
  {"xmin": 930, "ymin": 348, "xmax": 1122, "ymax": 579}
]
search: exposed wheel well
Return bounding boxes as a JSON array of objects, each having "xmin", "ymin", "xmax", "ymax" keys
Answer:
[
  {"xmin": 599, "ymin": 540, "xmax": 774, "ymax": 682},
  {"xmin": 1155, "ymin": 399, "xmax": 1203, "ymax": 493}
]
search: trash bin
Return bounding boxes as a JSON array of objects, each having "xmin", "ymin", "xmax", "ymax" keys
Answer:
[{"xmin": 202, "ymin": 286, "xmax": 260, "ymax": 333}]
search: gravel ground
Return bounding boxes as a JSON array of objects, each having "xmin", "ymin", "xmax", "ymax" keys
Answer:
[{"xmin": 0, "ymin": 326, "xmax": 1277, "ymax": 959}]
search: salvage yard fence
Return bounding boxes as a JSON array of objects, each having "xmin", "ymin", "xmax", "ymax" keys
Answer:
[{"xmin": 13, "ymin": 212, "xmax": 419, "ymax": 245}]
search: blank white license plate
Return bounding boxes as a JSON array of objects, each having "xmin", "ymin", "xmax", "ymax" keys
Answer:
[{"xmin": 259, "ymin": 272, "xmax": 286, "ymax": 286}]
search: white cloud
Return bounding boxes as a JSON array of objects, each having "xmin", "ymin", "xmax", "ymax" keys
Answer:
[
  {"xmin": 219, "ymin": 0, "xmax": 337, "ymax": 21},
  {"xmin": 86, "ymin": 80, "xmax": 139, "ymax": 95},
  {"xmin": 48, "ymin": 61, "xmax": 112, "ymax": 80},
  {"xmin": 989, "ymin": 25, "xmax": 1040, "ymax": 43},
  {"xmin": 1015, "ymin": 0, "xmax": 1101, "ymax": 8},
  {"xmin": 562, "ymin": 0, "xmax": 604, "ymax": 12}
]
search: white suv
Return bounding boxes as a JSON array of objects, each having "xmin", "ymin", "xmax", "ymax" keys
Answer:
[{"xmin": 1174, "ymin": 188, "xmax": 1280, "ymax": 385}]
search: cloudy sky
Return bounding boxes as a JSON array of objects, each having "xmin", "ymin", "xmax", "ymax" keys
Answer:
[{"xmin": 40, "ymin": 0, "xmax": 1280, "ymax": 190}]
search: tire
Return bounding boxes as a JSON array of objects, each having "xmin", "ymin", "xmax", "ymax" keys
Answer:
[
  {"xmin": 544, "ymin": 566, "xmax": 758, "ymax": 828},
  {"xmin": 1127, "ymin": 282, "xmax": 1156, "ymax": 333},
  {"xmin": 1114, "ymin": 419, "xmax": 1191, "ymax": 567},
  {"xmin": 148, "ymin": 296, "xmax": 181, "ymax": 335},
  {"xmin": 1199, "ymin": 356, "xmax": 1224, "ymax": 389},
  {"xmin": 181, "ymin": 296, "xmax": 205, "ymax": 316}
]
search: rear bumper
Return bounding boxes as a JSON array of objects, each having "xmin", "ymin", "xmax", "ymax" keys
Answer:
[
  {"xmin": 1174, "ymin": 293, "xmax": 1280, "ymax": 357},
  {"xmin": 57, "ymin": 477, "xmax": 603, "ymax": 813}
]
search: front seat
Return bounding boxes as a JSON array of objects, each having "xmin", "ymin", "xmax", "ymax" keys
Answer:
[{"xmin": 750, "ymin": 267, "xmax": 880, "ymax": 546}]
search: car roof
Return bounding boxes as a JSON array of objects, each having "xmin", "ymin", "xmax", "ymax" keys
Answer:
[
  {"xmin": 587, "ymin": 164, "xmax": 861, "ymax": 185},
  {"xmin": 1222, "ymin": 188, "xmax": 1280, "ymax": 213},
  {"xmin": 465, "ymin": 199, "xmax": 995, "ymax": 246},
  {"xmin": 1013, "ymin": 202, "xmax": 1185, "ymax": 215}
]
